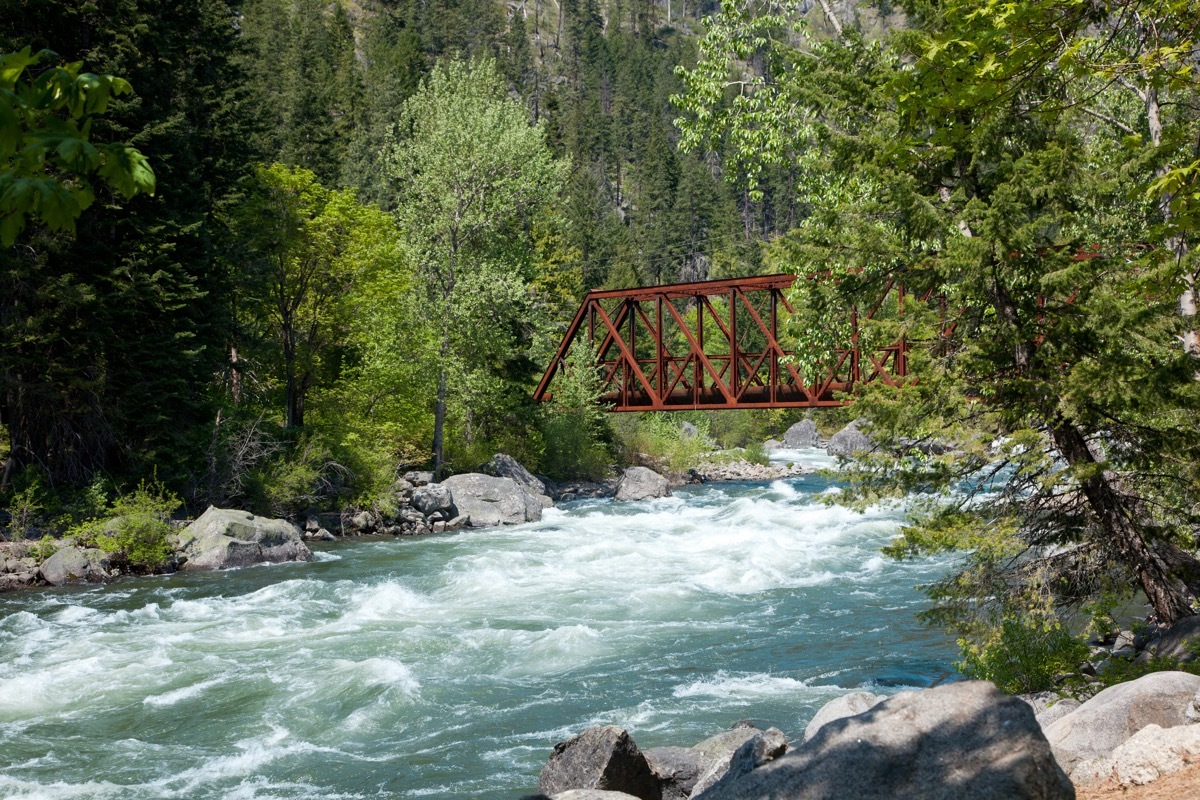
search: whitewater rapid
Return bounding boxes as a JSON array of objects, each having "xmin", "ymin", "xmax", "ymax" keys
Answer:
[{"xmin": 0, "ymin": 450, "xmax": 956, "ymax": 798}]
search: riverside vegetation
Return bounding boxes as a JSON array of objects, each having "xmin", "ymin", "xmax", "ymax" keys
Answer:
[{"xmin": 4, "ymin": 0, "xmax": 1200, "ymax": 705}]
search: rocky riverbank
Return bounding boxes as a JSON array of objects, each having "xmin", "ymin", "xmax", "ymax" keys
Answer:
[{"xmin": 524, "ymin": 668, "xmax": 1200, "ymax": 800}]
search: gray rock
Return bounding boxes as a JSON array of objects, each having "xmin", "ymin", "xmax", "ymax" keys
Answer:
[
  {"xmin": 614, "ymin": 467, "xmax": 670, "ymax": 502},
  {"xmin": 1072, "ymin": 722, "xmax": 1200, "ymax": 787},
  {"xmin": 411, "ymin": 483, "xmax": 455, "ymax": 516},
  {"xmin": 0, "ymin": 571, "xmax": 38, "ymax": 591},
  {"xmin": 1035, "ymin": 700, "xmax": 1081, "ymax": 730},
  {"xmin": 680, "ymin": 422, "xmax": 698, "ymax": 438},
  {"xmin": 1043, "ymin": 670, "xmax": 1200, "ymax": 776},
  {"xmin": 698, "ymin": 681, "xmax": 1072, "ymax": 800},
  {"xmin": 538, "ymin": 725, "xmax": 661, "ymax": 800},
  {"xmin": 763, "ymin": 439, "xmax": 782, "ymax": 451},
  {"xmin": 482, "ymin": 453, "xmax": 549, "ymax": 502},
  {"xmin": 441, "ymin": 473, "xmax": 546, "ymax": 527},
  {"xmin": 803, "ymin": 691, "xmax": 885, "ymax": 742},
  {"xmin": 690, "ymin": 728, "xmax": 788, "ymax": 799},
  {"xmin": 552, "ymin": 792, "xmax": 643, "ymax": 800},
  {"xmin": 174, "ymin": 507, "xmax": 312, "ymax": 571},
  {"xmin": 445, "ymin": 514, "xmax": 471, "ymax": 531},
  {"xmin": 391, "ymin": 478, "xmax": 414, "ymax": 500},
  {"xmin": 350, "ymin": 511, "xmax": 374, "ymax": 532},
  {"xmin": 1145, "ymin": 616, "xmax": 1200, "ymax": 663},
  {"xmin": 403, "ymin": 470, "xmax": 433, "ymax": 486},
  {"xmin": 826, "ymin": 418, "xmax": 875, "ymax": 457},
  {"xmin": 689, "ymin": 728, "xmax": 760, "ymax": 764},
  {"xmin": 643, "ymin": 747, "xmax": 702, "ymax": 800},
  {"xmin": 39, "ymin": 546, "xmax": 111, "ymax": 585},
  {"xmin": 783, "ymin": 419, "xmax": 819, "ymax": 448}
]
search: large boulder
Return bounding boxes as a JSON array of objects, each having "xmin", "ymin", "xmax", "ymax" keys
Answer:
[
  {"xmin": 1042, "ymin": 670, "xmax": 1200, "ymax": 776},
  {"xmin": 411, "ymin": 483, "xmax": 455, "ymax": 516},
  {"xmin": 39, "ymin": 546, "xmax": 111, "ymax": 585},
  {"xmin": 697, "ymin": 681, "xmax": 1072, "ymax": 800},
  {"xmin": 614, "ymin": 467, "xmax": 670, "ymax": 502},
  {"xmin": 440, "ymin": 473, "xmax": 546, "ymax": 527},
  {"xmin": 1072, "ymin": 722, "xmax": 1200, "ymax": 787},
  {"xmin": 782, "ymin": 419, "xmax": 820, "ymax": 448},
  {"xmin": 826, "ymin": 418, "xmax": 875, "ymax": 457},
  {"xmin": 538, "ymin": 725, "xmax": 661, "ymax": 800},
  {"xmin": 803, "ymin": 691, "xmax": 885, "ymax": 741},
  {"xmin": 481, "ymin": 453, "xmax": 552, "ymax": 508},
  {"xmin": 174, "ymin": 507, "xmax": 312, "ymax": 571},
  {"xmin": 1144, "ymin": 616, "xmax": 1200, "ymax": 664}
]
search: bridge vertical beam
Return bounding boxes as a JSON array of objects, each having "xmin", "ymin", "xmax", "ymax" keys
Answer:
[
  {"xmin": 770, "ymin": 289, "xmax": 778, "ymax": 405},
  {"xmin": 724, "ymin": 289, "xmax": 734, "ymax": 398},
  {"xmin": 696, "ymin": 294, "xmax": 704, "ymax": 407},
  {"xmin": 656, "ymin": 294, "xmax": 665, "ymax": 406}
]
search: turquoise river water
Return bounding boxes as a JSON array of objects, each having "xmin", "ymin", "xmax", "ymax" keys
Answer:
[{"xmin": 0, "ymin": 449, "xmax": 957, "ymax": 799}]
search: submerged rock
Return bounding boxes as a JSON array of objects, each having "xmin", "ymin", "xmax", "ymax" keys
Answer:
[
  {"xmin": 538, "ymin": 725, "xmax": 661, "ymax": 800},
  {"xmin": 613, "ymin": 467, "xmax": 670, "ymax": 502},
  {"xmin": 440, "ymin": 473, "xmax": 547, "ymax": 527},
  {"xmin": 698, "ymin": 681, "xmax": 1071, "ymax": 800},
  {"xmin": 174, "ymin": 507, "xmax": 311, "ymax": 571}
]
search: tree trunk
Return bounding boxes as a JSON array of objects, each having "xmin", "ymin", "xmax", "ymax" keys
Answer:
[
  {"xmin": 432, "ymin": 334, "xmax": 450, "ymax": 477},
  {"xmin": 1050, "ymin": 421, "xmax": 1194, "ymax": 623}
]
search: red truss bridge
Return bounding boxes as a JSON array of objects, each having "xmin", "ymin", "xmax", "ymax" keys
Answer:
[{"xmin": 534, "ymin": 273, "xmax": 910, "ymax": 412}]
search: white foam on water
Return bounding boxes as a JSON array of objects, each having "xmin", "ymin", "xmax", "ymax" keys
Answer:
[
  {"xmin": 143, "ymin": 677, "xmax": 227, "ymax": 708},
  {"xmin": 672, "ymin": 671, "xmax": 816, "ymax": 699},
  {"xmin": 331, "ymin": 657, "xmax": 421, "ymax": 696}
]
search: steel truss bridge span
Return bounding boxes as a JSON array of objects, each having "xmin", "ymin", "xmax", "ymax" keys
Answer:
[{"xmin": 533, "ymin": 273, "xmax": 909, "ymax": 412}]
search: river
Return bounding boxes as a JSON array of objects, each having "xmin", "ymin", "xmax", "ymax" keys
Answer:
[{"xmin": 0, "ymin": 449, "xmax": 957, "ymax": 799}]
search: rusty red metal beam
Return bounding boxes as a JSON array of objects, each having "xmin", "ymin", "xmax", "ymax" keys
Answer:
[{"xmin": 533, "ymin": 273, "xmax": 909, "ymax": 412}]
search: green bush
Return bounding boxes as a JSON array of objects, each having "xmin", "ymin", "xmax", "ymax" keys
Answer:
[
  {"xmin": 956, "ymin": 615, "xmax": 1089, "ymax": 694},
  {"xmin": 68, "ymin": 481, "xmax": 180, "ymax": 571},
  {"xmin": 613, "ymin": 413, "xmax": 715, "ymax": 473}
]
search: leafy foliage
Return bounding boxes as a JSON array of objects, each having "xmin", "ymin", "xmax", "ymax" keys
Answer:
[{"xmin": 0, "ymin": 47, "xmax": 155, "ymax": 244}]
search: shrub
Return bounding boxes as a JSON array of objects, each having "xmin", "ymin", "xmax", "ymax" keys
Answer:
[
  {"xmin": 68, "ymin": 481, "xmax": 180, "ymax": 571},
  {"xmin": 956, "ymin": 615, "xmax": 1089, "ymax": 694}
]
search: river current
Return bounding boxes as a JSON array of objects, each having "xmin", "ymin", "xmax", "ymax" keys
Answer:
[{"xmin": 0, "ymin": 449, "xmax": 957, "ymax": 799}]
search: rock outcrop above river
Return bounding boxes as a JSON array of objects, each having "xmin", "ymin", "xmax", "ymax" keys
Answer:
[
  {"xmin": 703, "ymin": 682, "xmax": 1071, "ymax": 800},
  {"xmin": 535, "ymin": 723, "xmax": 788, "ymax": 800},
  {"xmin": 174, "ymin": 506, "xmax": 312, "ymax": 570},
  {"xmin": 40, "ymin": 545, "xmax": 112, "ymax": 585},
  {"xmin": 825, "ymin": 418, "xmax": 875, "ymax": 456},
  {"xmin": 782, "ymin": 419, "xmax": 820, "ymax": 448},
  {"xmin": 537, "ymin": 684, "xmax": 1073, "ymax": 800},
  {"xmin": 1043, "ymin": 671, "xmax": 1200, "ymax": 778},
  {"xmin": 803, "ymin": 690, "xmax": 883, "ymax": 741},
  {"xmin": 614, "ymin": 467, "xmax": 671, "ymax": 501},
  {"xmin": 441, "ymin": 473, "xmax": 549, "ymax": 526},
  {"xmin": 483, "ymin": 452, "xmax": 551, "ymax": 502},
  {"xmin": 538, "ymin": 725, "xmax": 662, "ymax": 800}
]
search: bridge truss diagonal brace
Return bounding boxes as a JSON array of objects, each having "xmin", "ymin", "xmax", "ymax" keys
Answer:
[{"xmin": 533, "ymin": 273, "xmax": 910, "ymax": 412}]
